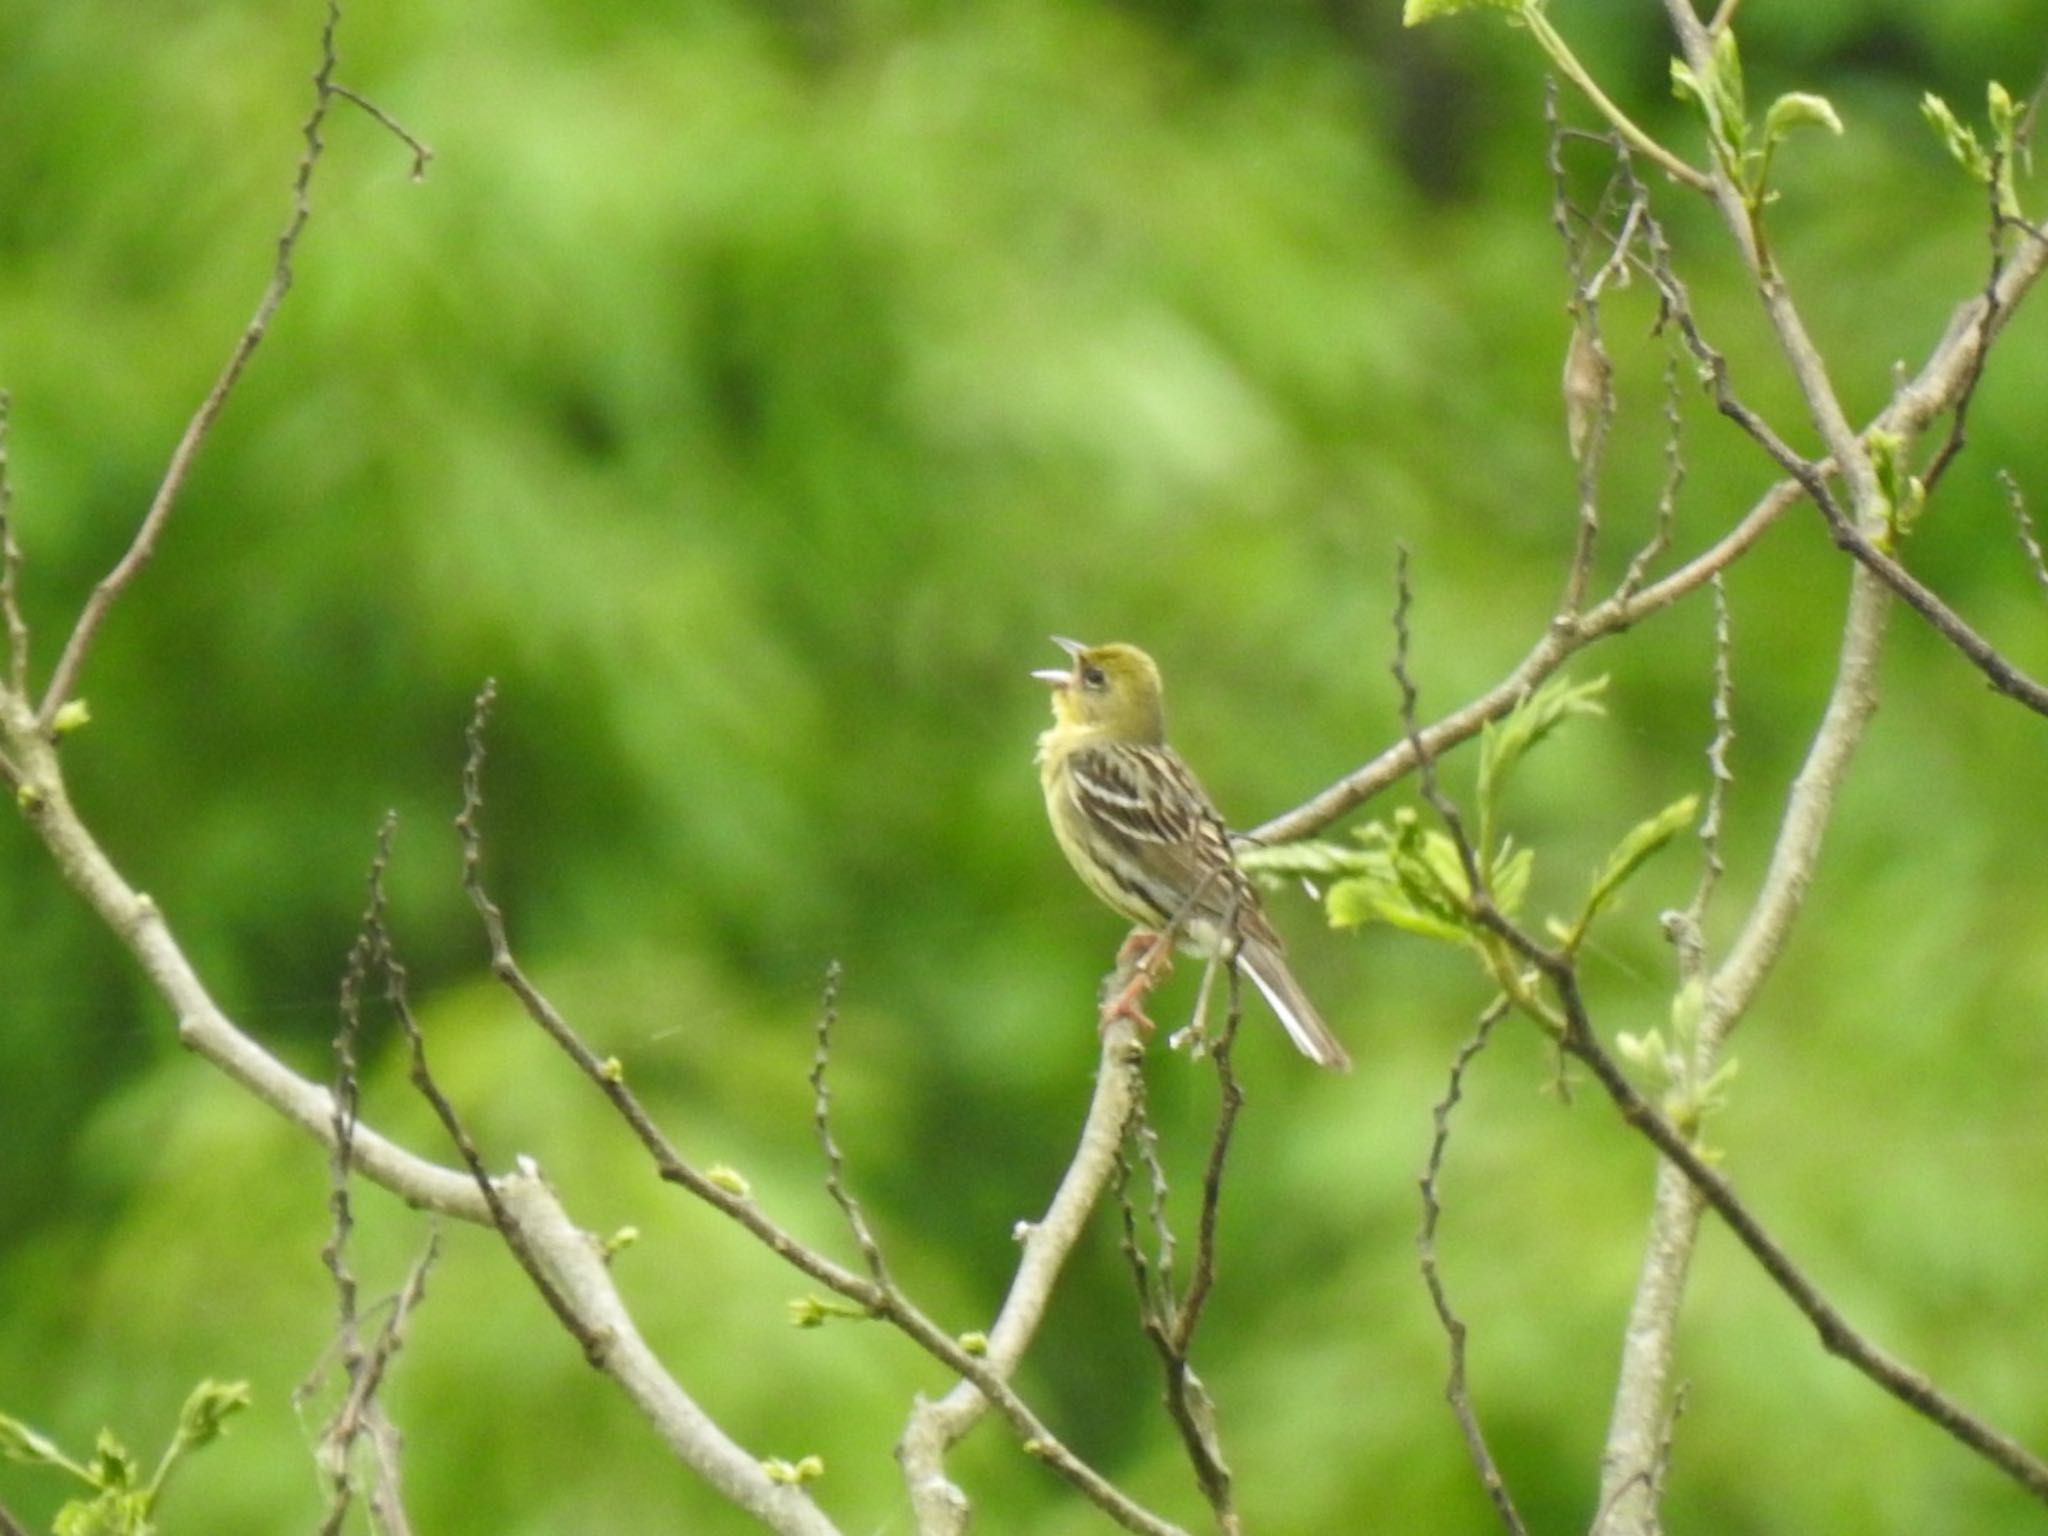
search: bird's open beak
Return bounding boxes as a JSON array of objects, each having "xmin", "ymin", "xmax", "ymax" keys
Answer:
[{"xmin": 1031, "ymin": 636, "xmax": 1087, "ymax": 686}]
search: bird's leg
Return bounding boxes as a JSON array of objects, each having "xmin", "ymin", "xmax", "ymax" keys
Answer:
[
  {"xmin": 1101, "ymin": 929, "xmax": 1174, "ymax": 1036},
  {"xmin": 1168, "ymin": 954, "xmax": 1222, "ymax": 1060}
]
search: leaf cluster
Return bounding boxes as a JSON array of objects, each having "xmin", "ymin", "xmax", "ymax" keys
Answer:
[
  {"xmin": 1668, "ymin": 28, "xmax": 1843, "ymax": 214},
  {"xmin": 1922, "ymin": 82, "xmax": 2025, "ymax": 221},
  {"xmin": 1243, "ymin": 677, "xmax": 1696, "ymax": 971},
  {"xmin": 0, "ymin": 1382, "xmax": 249, "ymax": 1536}
]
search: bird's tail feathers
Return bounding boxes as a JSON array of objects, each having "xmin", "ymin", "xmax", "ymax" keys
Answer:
[{"xmin": 1239, "ymin": 941, "xmax": 1351, "ymax": 1073}]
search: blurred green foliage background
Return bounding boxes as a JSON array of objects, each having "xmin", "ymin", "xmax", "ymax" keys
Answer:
[{"xmin": 3, "ymin": 1, "xmax": 2046, "ymax": 1531}]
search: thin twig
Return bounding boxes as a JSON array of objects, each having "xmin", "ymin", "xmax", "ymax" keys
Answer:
[
  {"xmin": 365, "ymin": 812, "xmax": 607, "ymax": 1364},
  {"xmin": 1115, "ymin": 1078, "xmax": 1177, "ymax": 1319},
  {"xmin": 1417, "ymin": 998, "xmax": 1527, "ymax": 1536},
  {"xmin": 313, "ymin": 902, "xmax": 372, "ymax": 1536},
  {"xmin": 1608, "ymin": 163, "xmax": 2048, "ymax": 724},
  {"xmin": 307, "ymin": 888, "xmax": 437, "ymax": 1536},
  {"xmin": 1148, "ymin": 970, "xmax": 1247, "ymax": 1533},
  {"xmin": 1390, "ymin": 545, "xmax": 1485, "ymax": 897},
  {"xmin": 1814, "ymin": 500, "xmax": 2048, "ymax": 717},
  {"xmin": 809, "ymin": 959, "xmax": 891, "ymax": 1288},
  {"xmin": 1115, "ymin": 1096, "xmax": 1165, "ymax": 1320},
  {"xmin": 330, "ymin": 83, "xmax": 434, "ymax": 180},
  {"xmin": 2001, "ymin": 470, "xmax": 2048, "ymax": 598},
  {"xmin": 1175, "ymin": 970, "xmax": 1243, "ymax": 1358},
  {"xmin": 0, "ymin": 392, "xmax": 27, "ymax": 697},
  {"xmin": 1920, "ymin": 150, "xmax": 2011, "ymax": 496},
  {"xmin": 1615, "ymin": 155, "xmax": 1689, "ymax": 602},
  {"xmin": 37, "ymin": 0, "xmax": 430, "ymax": 728},
  {"xmin": 1684, "ymin": 573, "xmax": 1734, "ymax": 941}
]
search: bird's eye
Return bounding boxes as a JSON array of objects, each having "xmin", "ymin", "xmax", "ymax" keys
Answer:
[{"xmin": 1081, "ymin": 665, "xmax": 1107, "ymax": 690}]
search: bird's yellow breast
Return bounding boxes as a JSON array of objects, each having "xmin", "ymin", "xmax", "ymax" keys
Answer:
[{"xmin": 1037, "ymin": 726, "xmax": 1156, "ymax": 928}]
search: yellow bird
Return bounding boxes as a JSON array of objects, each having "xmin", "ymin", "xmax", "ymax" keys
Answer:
[{"xmin": 1033, "ymin": 637, "xmax": 1350, "ymax": 1072}]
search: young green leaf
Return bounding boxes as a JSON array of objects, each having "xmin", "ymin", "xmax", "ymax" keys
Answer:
[
  {"xmin": 1988, "ymin": 80, "xmax": 2018, "ymax": 141},
  {"xmin": 1327, "ymin": 875, "xmax": 1474, "ymax": 945},
  {"xmin": 1235, "ymin": 838, "xmax": 1377, "ymax": 882},
  {"xmin": 1764, "ymin": 92, "xmax": 1843, "ymax": 144},
  {"xmin": 0, "ymin": 1412, "xmax": 72, "ymax": 1469},
  {"xmin": 1923, "ymin": 93, "xmax": 1991, "ymax": 181},
  {"xmin": 1709, "ymin": 24, "xmax": 1747, "ymax": 142},
  {"xmin": 1402, "ymin": 0, "xmax": 1524, "ymax": 26},
  {"xmin": 1477, "ymin": 674, "xmax": 1608, "ymax": 808},
  {"xmin": 1489, "ymin": 841, "xmax": 1534, "ymax": 919},
  {"xmin": 88, "ymin": 1430, "xmax": 139, "ymax": 1493},
  {"xmin": 54, "ymin": 1489, "xmax": 155, "ymax": 1536},
  {"xmin": 1579, "ymin": 794, "xmax": 1700, "ymax": 933},
  {"xmin": 171, "ymin": 1380, "xmax": 250, "ymax": 1457}
]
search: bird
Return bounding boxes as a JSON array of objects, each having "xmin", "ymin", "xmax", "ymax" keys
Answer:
[{"xmin": 1033, "ymin": 637, "xmax": 1350, "ymax": 1072}]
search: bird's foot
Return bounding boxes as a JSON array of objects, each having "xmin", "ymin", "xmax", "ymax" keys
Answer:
[
  {"xmin": 1100, "ymin": 931, "xmax": 1171, "ymax": 1039},
  {"xmin": 1098, "ymin": 988, "xmax": 1158, "ymax": 1040}
]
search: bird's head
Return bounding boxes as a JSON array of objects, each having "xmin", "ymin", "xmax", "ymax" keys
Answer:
[{"xmin": 1032, "ymin": 637, "xmax": 1166, "ymax": 744}]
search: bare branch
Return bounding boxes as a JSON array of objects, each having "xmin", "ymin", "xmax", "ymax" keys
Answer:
[
  {"xmin": 311, "ymin": 911, "xmax": 371, "ymax": 1536},
  {"xmin": 37, "ymin": 0, "xmax": 431, "ymax": 728},
  {"xmin": 1418, "ymin": 999, "xmax": 1527, "ymax": 1536},
  {"xmin": 809, "ymin": 960, "xmax": 891, "ymax": 1287},
  {"xmin": 1175, "ymin": 972, "xmax": 1244, "ymax": 1360},
  {"xmin": 1252, "ymin": 472, "xmax": 1796, "ymax": 847},
  {"xmin": 1593, "ymin": 1383, "xmax": 1688, "ymax": 1536},
  {"xmin": 451, "ymin": 684, "xmax": 1182, "ymax": 1536},
  {"xmin": 1115, "ymin": 1081, "xmax": 1177, "ymax": 1323},
  {"xmin": 1, "ymin": 684, "xmax": 488, "ymax": 1218},
  {"xmin": 363, "ymin": 805, "xmax": 848, "ymax": 1536}
]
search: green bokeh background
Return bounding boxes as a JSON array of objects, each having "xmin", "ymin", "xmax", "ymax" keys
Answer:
[{"xmin": 3, "ymin": 1, "xmax": 2046, "ymax": 1531}]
